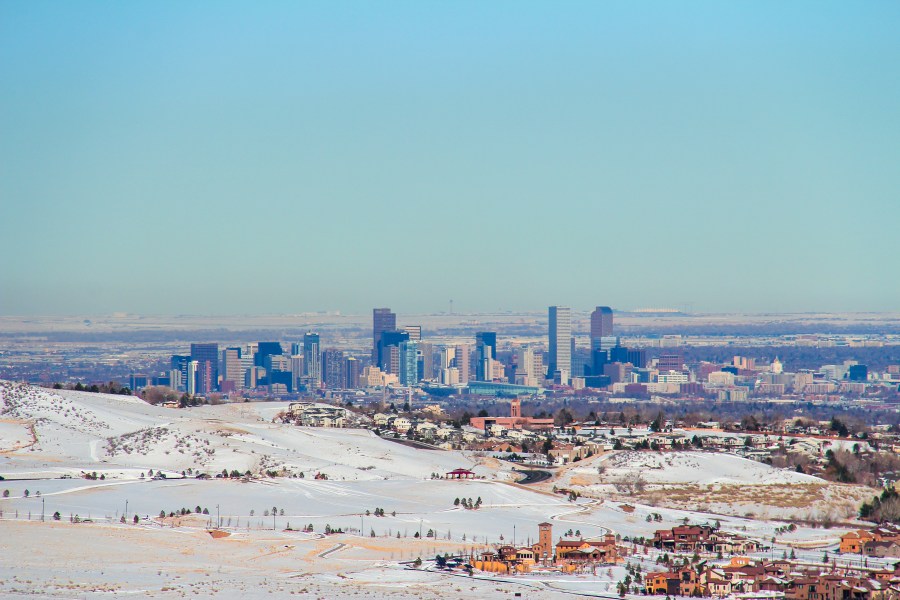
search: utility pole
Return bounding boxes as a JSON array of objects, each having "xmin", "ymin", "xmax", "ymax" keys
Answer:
[
  {"xmin": 41, "ymin": 497, "xmax": 45, "ymax": 522},
  {"xmin": 216, "ymin": 504, "xmax": 220, "ymax": 529},
  {"xmin": 125, "ymin": 499, "xmax": 128, "ymax": 521},
  {"xmin": 361, "ymin": 514, "xmax": 364, "ymax": 537}
]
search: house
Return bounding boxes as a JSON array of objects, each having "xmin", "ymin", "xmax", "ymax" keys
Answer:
[{"xmin": 842, "ymin": 531, "xmax": 876, "ymax": 554}]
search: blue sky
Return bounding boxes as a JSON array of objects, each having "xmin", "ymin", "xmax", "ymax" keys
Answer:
[{"xmin": 1, "ymin": 1, "xmax": 898, "ymax": 315}]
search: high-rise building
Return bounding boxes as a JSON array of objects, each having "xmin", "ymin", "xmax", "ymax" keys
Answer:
[
  {"xmin": 514, "ymin": 346, "xmax": 541, "ymax": 387},
  {"xmin": 378, "ymin": 330, "xmax": 409, "ymax": 373},
  {"xmin": 454, "ymin": 344, "xmax": 471, "ymax": 382},
  {"xmin": 548, "ymin": 306, "xmax": 572, "ymax": 381},
  {"xmin": 322, "ymin": 348, "xmax": 345, "ymax": 389},
  {"xmin": 610, "ymin": 344, "xmax": 647, "ymax": 369},
  {"xmin": 190, "ymin": 343, "xmax": 219, "ymax": 394},
  {"xmin": 186, "ymin": 360, "xmax": 199, "ymax": 395},
  {"xmin": 475, "ymin": 332, "xmax": 497, "ymax": 381},
  {"xmin": 255, "ymin": 342, "xmax": 283, "ymax": 367},
  {"xmin": 170, "ymin": 355, "xmax": 191, "ymax": 392},
  {"xmin": 290, "ymin": 354, "xmax": 304, "ymax": 391},
  {"xmin": 373, "ymin": 308, "xmax": 397, "ymax": 364},
  {"xmin": 657, "ymin": 352, "xmax": 684, "ymax": 372},
  {"xmin": 303, "ymin": 332, "xmax": 321, "ymax": 388},
  {"xmin": 590, "ymin": 307, "xmax": 613, "ymax": 349},
  {"xmin": 221, "ymin": 347, "xmax": 244, "ymax": 391},
  {"xmin": 417, "ymin": 341, "xmax": 434, "ymax": 381},
  {"xmin": 399, "ymin": 341, "xmax": 418, "ymax": 387},
  {"xmin": 343, "ymin": 356, "xmax": 360, "ymax": 389},
  {"xmin": 403, "ymin": 325, "xmax": 422, "ymax": 341}
]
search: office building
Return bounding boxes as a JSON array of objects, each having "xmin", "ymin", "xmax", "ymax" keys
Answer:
[
  {"xmin": 417, "ymin": 341, "xmax": 434, "ymax": 381},
  {"xmin": 303, "ymin": 332, "xmax": 321, "ymax": 388},
  {"xmin": 475, "ymin": 331, "xmax": 497, "ymax": 381},
  {"xmin": 373, "ymin": 308, "xmax": 397, "ymax": 364},
  {"xmin": 186, "ymin": 360, "xmax": 199, "ymax": 395},
  {"xmin": 170, "ymin": 355, "xmax": 190, "ymax": 392},
  {"xmin": 190, "ymin": 343, "xmax": 219, "ymax": 394},
  {"xmin": 548, "ymin": 306, "xmax": 572, "ymax": 381},
  {"xmin": 256, "ymin": 342, "xmax": 283, "ymax": 367},
  {"xmin": 657, "ymin": 353, "xmax": 684, "ymax": 372},
  {"xmin": 221, "ymin": 347, "xmax": 244, "ymax": 391},
  {"xmin": 590, "ymin": 306, "xmax": 613, "ymax": 348},
  {"xmin": 344, "ymin": 356, "xmax": 360, "ymax": 389},
  {"xmin": 399, "ymin": 341, "xmax": 418, "ymax": 387},
  {"xmin": 321, "ymin": 348, "xmax": 345, "ymax": 389},
  {"xmin": 403, "ymin": 325, "xmax": 422, "ymax": 341},
  {"xmin": 455, "ymin": 343, "xmax": 471, "ymax": 382},
  {"xmin": 378, "ymin": 329, "xmax": 409, "ymax": 373},
  {"xmin": 290, "ymin": 355, "xmax": 304, "ymax": 390}
]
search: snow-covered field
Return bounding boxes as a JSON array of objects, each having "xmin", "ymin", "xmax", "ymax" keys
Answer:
[
  {"xmin": 0, "ymin": 381, "xmax": 877, "ymax": 597},
  {"xmin": 594, "ymin": 450, "xmax": 823, "ymax": 485}
]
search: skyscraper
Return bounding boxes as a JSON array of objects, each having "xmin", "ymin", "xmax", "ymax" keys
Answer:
[
  {"xmin": 221, "ymin": 347, "xmax": 244, "ymax": 391},
  {"xmin": 548, "ymin": 306, "xmax": 571, "ymax": 381},
  {"xmin": 399, "ymin": 341, "xmax": 418, "ymax": 387},
  {"xmin": 378, "ymin": 329, "xmax": 409, "ymax": 373},
  {"xmin": 322, "ymin": 348, "xmax": 345, "ymax": 389},
  {"xmin": 190, "ymin": 343, "xmax": 219, "ymax": 394},
  {"xmin": 255, "ymin": 342, "xmax": 283, "ymax": 368},
  {"xmin": 403, "ymin": 325, "xmax": 422, "ymax": 341},
  {"xmin": 343, "ymin": 356, "xmax": 360, "ymax": 389},
  {"xmin": 372, "ymin": 308, "xmax": 396, "ymax": 364},
  {"xmin": 590, "ymin": 306, "xmax": 613, "ymax": 350},
  {"xmin": 417, "ymin": 341, "xmax": 434, "ymax": 381},
  {"xmin": 475, "ymin": 332, "xmax": 497, "ymax": 381},
  {"xmin": 303, "ymin": 332, "xmax": 321, "ymax": 388}
]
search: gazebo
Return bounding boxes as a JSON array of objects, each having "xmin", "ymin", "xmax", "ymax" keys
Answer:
[{"xmin": 446, "ymin": 468, "xmax": 476, "ymax": 479}]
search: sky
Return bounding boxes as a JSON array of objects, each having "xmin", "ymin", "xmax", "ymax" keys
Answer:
[{"xmin": 1, "ymin": 1, "xmax": 898, "ymax": 316}]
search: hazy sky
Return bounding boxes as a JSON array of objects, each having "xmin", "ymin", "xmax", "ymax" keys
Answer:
[{"xmin": 2, "ymin": 2, "xmax": 898, "ymax": 316}]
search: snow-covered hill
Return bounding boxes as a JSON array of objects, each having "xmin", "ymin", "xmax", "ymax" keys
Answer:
[
  {"xmin": 595, "ymin": 450, "xmax": 823, "ymax": 485},
  {"xmin": 0, "ymin": 381, "xmax": 483, "ymax": 481}
]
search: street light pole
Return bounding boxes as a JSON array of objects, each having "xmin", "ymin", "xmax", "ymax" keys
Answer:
[{"xmin": 217, "ymin": 504, "xmax": 220, "ymax": 529}]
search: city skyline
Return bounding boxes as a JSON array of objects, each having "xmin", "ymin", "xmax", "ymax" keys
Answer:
[{"xmin": 2, "ymin": 2, "xmax": 899, "ymax": 316}]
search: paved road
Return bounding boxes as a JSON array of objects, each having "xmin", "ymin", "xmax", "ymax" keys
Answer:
[
  {"xmin": 517, "ymin": 469, "xmax": 552, "ymax": 484},
  {"xmin": 383, "ymin": 437, "xmax": 443, "ymax": 451}
]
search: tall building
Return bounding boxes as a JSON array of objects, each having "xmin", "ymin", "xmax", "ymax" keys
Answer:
[
  {"xmin": 190, "ymin": 343, "xmax": 219, "ymax": 394},
  {"xmin": 186, "ymin": 360, "xmax": 199, "ymax": 395},
  {"xmin": 378, "ymin": 329, "xmax": 409, "ymax": 373},
  {"xmin": 399, "ymin": 341, "xmax": 418, "ymax": 387},
  {"xmin": 221, "ymin": 347, "xmax": 244, "ymax": 391},
  {"xmin": 590, "ymin": 306, "xmax": 613, "ymax": 349},
  {"xmin": 475, "ymin": 332, "xmax": 497, "ymax": 381},
  {"xmin": 454, "ymin": 344, "xmax": 471, "ymax": 382},
  {"xmin": 514, "ymin": 346, "xmax": 542, "ymax": 387},
  {"xmin": 417, "ymin": 341, "xmax": 434, "ymax": 381},
  {"xmin": 547, "ymin": 306, "xmax": 572, "ymax": 381},
  {"xmin": 303, "ymin": 332, "xmax": 321, "ymax": 388},
  {"xmin": 322, "ymin": 348, "xmax": 345, "ymax": 389},
  {"xmin": 343, "ymin": 356, "xmax": 360, "ymax": 389},
  {"xmin": 403, "ymin": 325, "xmax": 422, "ymax": 341},
  {"xmin": 657, "ymin": 352, "xmax": 684, "ymax": 372},
  {"xmin": 373, "ymin": 308, "xmax": 397, "ymax": 364},
  {"xmin": 255, "ymin": 342, "xmax": 283, "ymax": 367},
  {"xmin": 170, "ymin": 355, "xmax": 191, "ymax": 392},
  {"xmin": 290, "ymin": 354, "xmax": 304, "ymax": 391}
]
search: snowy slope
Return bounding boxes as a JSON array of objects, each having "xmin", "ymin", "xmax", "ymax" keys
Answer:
[{"xmin": 589, "ymin": 450, "xmax": 823, "ymax": 485}]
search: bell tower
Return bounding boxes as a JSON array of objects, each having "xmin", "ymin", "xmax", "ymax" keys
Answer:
[
  {"xmin": 510, "ymin": 398, "xmax": 521, "ymax": 418},
  {"xmin": 538, "ymin": 522, "xmax": 553, "ymax": 562}
]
